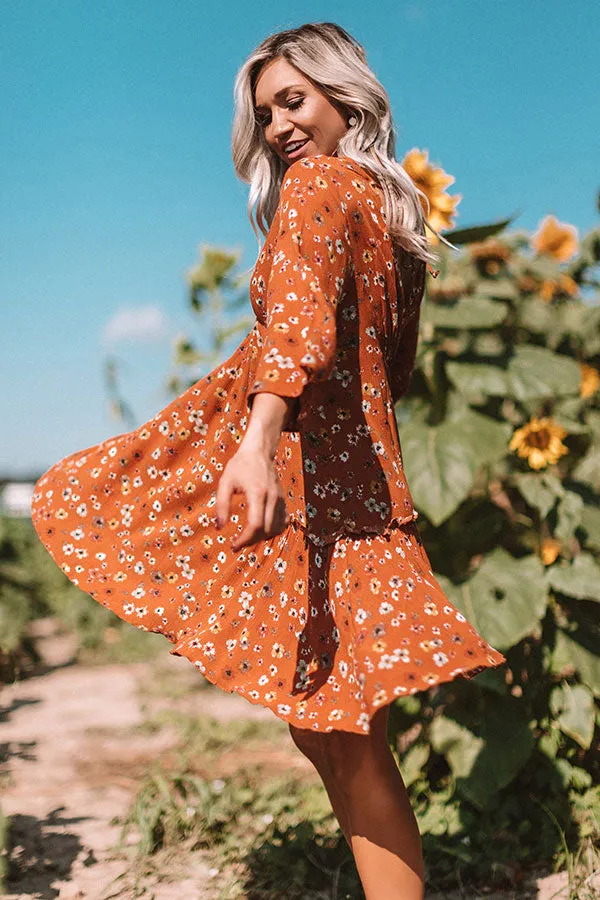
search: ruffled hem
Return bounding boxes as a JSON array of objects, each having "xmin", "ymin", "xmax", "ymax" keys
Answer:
[
  {"xmin": 286, "ymin": 509, "xmax": 420, "ymax": 548},
  {"xmin": 163, "ymin": 514, "xmax": 507, "ymax": 735},
  {"xmin": 167, "ymin": 636, "xmax": 507, "ymax": 735}
]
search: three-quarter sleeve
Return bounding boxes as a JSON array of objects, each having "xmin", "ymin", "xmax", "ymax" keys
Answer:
[{"xmin": 247, "ymin": 159, "xmax": 350, "ymax": 414}]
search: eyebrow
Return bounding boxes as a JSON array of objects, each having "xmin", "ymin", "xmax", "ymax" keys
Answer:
[{"xmin": 254, "ymin": 84, "xmax": 306, "ymax": 111}]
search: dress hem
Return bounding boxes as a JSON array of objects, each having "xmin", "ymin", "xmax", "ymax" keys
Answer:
[{"xmin": 166, "ymin": 636, "xmax": 507, "ymax": 735}]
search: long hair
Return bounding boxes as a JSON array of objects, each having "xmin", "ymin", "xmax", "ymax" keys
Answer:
[{"xmin": 232, "ymin": 22, "xmax": 449, "ymax": 270}]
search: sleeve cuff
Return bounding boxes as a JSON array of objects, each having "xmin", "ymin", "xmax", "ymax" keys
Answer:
[{"xmin": 246, "ymin": 385, "xmax": 303, "ymax": 432}]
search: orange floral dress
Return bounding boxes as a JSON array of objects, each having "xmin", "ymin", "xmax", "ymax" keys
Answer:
[{"xmin": 30, "ymin": 154, "xmax": 506, "ymax": 734}]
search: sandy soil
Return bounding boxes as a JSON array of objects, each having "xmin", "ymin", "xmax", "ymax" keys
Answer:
[{"xmin": 0, "ymin": 621, "xmax": 591, "ymax": 899}]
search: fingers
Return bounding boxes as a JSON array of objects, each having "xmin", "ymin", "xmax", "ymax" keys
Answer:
[
  {"xmin": 215, "ymin": 472, "xmax": 232, "ymax": 529},
  {"xmin": 217, "ymin": 457, "xmax": 290, "ymax": 550},
  {"xmin": 263, "ymin": 488, "xmax": 279, "ymax": 533},
  {"xmin": 231, "ymin": 490, "xmax": 267, "ymax": 551}
]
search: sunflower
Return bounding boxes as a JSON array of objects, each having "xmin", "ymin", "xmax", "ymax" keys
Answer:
[
  {"xmin": 540, "ymin": 538, "xmax": 561, "ymax": 566},
  {"xmin": 531, "ymin": 215, "xmax": 579, "ymax": 262},
  {"xmin": 540, "ymin": 274, "xmax": 579, "ymax": 303},
  {"xmin": 580, "ymin": 362, "xmax": 600, "ymax": 399},
  {"xmin": 509, "ymin": 417, "xmax": 569, "ymax": 470},
  {"xmin": 401, "ymin": 148, "xmax": 462, "ymax": 243},
  {"xmin": 469, "ymin": 238, "xmax": 511, "ymax": 276}
]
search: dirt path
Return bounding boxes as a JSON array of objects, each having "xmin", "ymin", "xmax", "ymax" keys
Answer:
[
  {"xmin": 0, "ymin": 622, "xmax": 583, "ymax": 899},
  {"xmin": 0, "ymin": 623, "xmax": 277, "ymax": 899}
]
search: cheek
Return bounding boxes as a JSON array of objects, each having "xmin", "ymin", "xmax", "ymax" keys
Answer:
[{"xmin": 312, "ymin": 100, "xmax": 342, "ymax": 132}]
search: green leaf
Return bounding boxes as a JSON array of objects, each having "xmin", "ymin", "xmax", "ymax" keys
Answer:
[
  {"xmin": 573, "ymin": 443, "xmax": 600, "ymax": 492},
  {"xmin": 513, "ymin": 472, "xmax": 564, "ymax": 520},
  {"xmin": 447, "ymin": 346, "xmax": 581, "ymax": 401},
  {"xmin": 401, "ymin": 407, "xmax": 511, "ymax": 526},
  {"xmin": 443, "ymin": 548, "xmax": 548, "ymax": 650},
  {"xmin": 552, "ymin": 627, "xmax": 600, "ymax": 697},
  {"xmin": 585, "ymin": 411, "xmax": 600, "ymax": 437},
  {"xmin": 472, "ymin": 332, "xmax": 505, "ymax": 356},
  {"xmin": 416, "ymin": 789, "xmax": 463, "ymax": 837},
  {"xmin": 552, "ymin": 401, "xmax": 590, "ymax": 434},
  {"xmin": 421, "ymin": 297, "xmax": 508, "ymax": 329},
  {"xmin": 0, "ymin": 584, "xmax": 32, "ymax": 653},
  {"xmin": 447, "ymin": 214, "xmax": 518, "ymax": 246},
  {"xmin": 582, "ymin": 308, "xmax": 600, "ymax": 355},
  {"xmin": 187, "ymin": 245, "xmax": 240, "ymax": 294},
  {"xmin": 580, "ymin": 504, "xmax": 600, "ymax": 551},
  {"xmin": 446, "ymin": 360, "xmax": 509, "ymax": 398},
  {"xmin": 550, "ymin": 682, "xmax": 595, "ymax": 749},
  {"xmin": 399, "ymin": 742, "xmax": 430, "ymax": 788},
  {"xmin": 554, "ymin": 491, "xmax": 584, "ymax": 542},
  {"xmin": 506, "ymin": 346, "xmax": 581, "ymax": 400},
  {"xmin": 517, "ymin": 297, "xmax": 555, "ymax": 334},
  {"xmin": 429, "ymin": 696, "xmax": 534, "ymax": 808},
  {"xmin": 548, "ymin": 554, "xmax": 600, "ymax": 602},
  {"xmin": 473, "ymin": 279, "xmax": 518, "ymax": 301}
]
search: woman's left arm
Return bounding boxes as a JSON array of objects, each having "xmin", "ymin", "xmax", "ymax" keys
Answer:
[
  {"xmin": 246, "ymin": 159, "xmax": 350, "ymax": 411},
  {"xmin": 217, "ymin": 160, "xmax": 349, "ymax": 548}
]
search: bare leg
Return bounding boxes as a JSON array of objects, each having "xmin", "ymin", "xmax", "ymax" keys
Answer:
[
  {"xmin": 347, "ymin": 706, "xmax": 424, "ymax": 900},
  {"xmin": 290, "ymin": 707, "xmax": 424, "ymax": 900},
  {"xmin": 288, "ymin": 723, "xmax": 352, "ymax": 846}
]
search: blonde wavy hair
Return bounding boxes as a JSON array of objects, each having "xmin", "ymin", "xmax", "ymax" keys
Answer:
[{"xmin": 232, "ymin": 22, "xmax": 451, "ymax": 270}]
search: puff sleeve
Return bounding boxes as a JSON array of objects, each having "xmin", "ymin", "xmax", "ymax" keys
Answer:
[{"xmin": 247, "ymin": 160, "xmax": 350, "ymax": 413}]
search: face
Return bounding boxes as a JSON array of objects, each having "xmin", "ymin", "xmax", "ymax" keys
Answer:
[{"xmin": 254, "ymin": 56, "xmax": 349, "ymax": 166}]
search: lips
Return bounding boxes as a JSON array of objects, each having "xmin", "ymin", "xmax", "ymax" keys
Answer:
[{"xmin": 285, "ymin": 138, "xmax": 309, "ymax": 158}]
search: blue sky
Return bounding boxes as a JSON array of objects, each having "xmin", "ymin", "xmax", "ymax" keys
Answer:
[{"xmin": 2, "ymin": 0, "xmax": 598, "ymax": 476}]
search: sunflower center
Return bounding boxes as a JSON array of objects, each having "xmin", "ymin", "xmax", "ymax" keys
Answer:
[{"xmin": 527, "ymin": 429, "xmax": 551, "ymax": 450}]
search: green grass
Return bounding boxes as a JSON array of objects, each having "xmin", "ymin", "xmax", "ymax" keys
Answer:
[{"xmin": 114, "ymin": 712, "xmax": 363, "ymax": 899}]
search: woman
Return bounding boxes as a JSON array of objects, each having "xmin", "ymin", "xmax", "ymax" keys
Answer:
[{"xmin": 31, "ymin": 22, "xmax": 506, "ymax": 900}]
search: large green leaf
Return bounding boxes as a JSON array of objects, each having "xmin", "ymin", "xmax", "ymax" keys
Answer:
[
  {"xmin": 581, "ymin": 504, "xmax": 600, "ymax": 551},
  {"xmin": 442, "ymin": 548, "xmax": 548, "ymax": 650},
  {"xmin": 572, "ymin": 443, "xmax": 600, "ymax": 492},
  {"xmin": 447, "ymin": 346, "xmax": 581, "ymax": 401},
  {"xmin": 550, "ymin": 682, "xmax": 595, "ymax": 749},
  {"xmin": 554, "ymin": 491, "xmax": 584, "ymax": 542},
  {"xmin": 548, "ymin": 554, "xmax": 600, "ymax": 602},
  {"xmin": 472, "ymin": 332, "xmax": 505, "ymax": 356},
  {"xmin": 401, "ymin": 407, "xmax": 511, "ymax": 526},
  {"xmin": 445, "ymin": 360, "xmax": 508, "ymax": 398},
  {"xmin": 517, "ymin": 297, "xmax": 555, "ymax": 334},
  {"xmin": 473, "ymin": 279, "xmax": 518, "ymax": 301},
  {"xmin": 552, "ymin": 627, "xmax": 600, "ymax": 697},
  {"xmin": 429, "ymin": 695, "xmax": 534, "ymax": 808},
  {"xmin": 507, "ymin": 346, "xmax": 583, "ymax": 400},
  {"xmin": 586, "ymin": 411, "xmax": 600, "ymax": 438},
  {"xmin": 421, "ymin": 297, "xmax": 508, "ymax": 330},
  {"xmin": 513, "ymin": 472, "xmax": 564, "ymax": 520},
  {"xmin": 581, "ymin": 306, "xmax": 600, "ymax": 356}
]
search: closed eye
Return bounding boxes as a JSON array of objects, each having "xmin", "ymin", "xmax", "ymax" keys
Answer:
[{"xmin": 255, "ymin": 98, "xmax": 305, "ymax": 128}]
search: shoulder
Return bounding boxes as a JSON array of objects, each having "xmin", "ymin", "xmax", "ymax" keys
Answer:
[{"xmin": 280, "ymin": 154, "xmax": 356, "ymax": 199}]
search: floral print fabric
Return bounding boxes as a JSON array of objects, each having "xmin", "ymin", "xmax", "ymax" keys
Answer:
[
  {"xmin": 248, "ymin": 155, "xmax": 430, "ymax": 547},
  {"xmin": 30, "ymin": 154, "xmax": 506, "ymax": 734}
]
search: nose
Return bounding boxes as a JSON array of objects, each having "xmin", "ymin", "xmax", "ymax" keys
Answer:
[{"xmin": 270, "ymin": 107, "xmax": 293, "ymax": 140}]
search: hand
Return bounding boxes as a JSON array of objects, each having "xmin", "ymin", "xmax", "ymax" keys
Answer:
[{"xmin": 215, "ymin": 446, "xmax": 290, "ymax": 551}]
